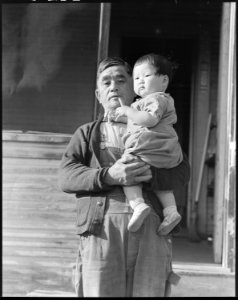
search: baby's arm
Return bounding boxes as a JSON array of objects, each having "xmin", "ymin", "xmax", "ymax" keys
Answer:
[{"xmin": 116, "ymin": 98, "xmax": 158, "ymax": 128}]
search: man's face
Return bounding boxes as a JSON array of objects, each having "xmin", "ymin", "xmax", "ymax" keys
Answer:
[{"xmin": 95, "ymin": 65, "xmax": 135, "ymax": 112}]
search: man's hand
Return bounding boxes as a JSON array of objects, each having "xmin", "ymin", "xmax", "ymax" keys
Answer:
[{"xmin": 104, "ymin": 155, "xmax": 152, "ymax": 186}]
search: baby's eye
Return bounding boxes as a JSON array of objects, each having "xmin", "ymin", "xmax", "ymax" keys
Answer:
[
  {"xmin": 145, "ymin": 74, "xmax": 151, "ymax": 77},
  {"xmin": 134, "ymin": 77, "xmax": 139, "ymax": 80}
]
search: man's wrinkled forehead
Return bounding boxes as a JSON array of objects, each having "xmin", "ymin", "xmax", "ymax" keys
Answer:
[{"xmin": 97, "ymin": 66, "xmax": 131, "ymax": 83}]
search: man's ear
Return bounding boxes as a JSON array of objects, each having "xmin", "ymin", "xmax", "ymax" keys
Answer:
[{"xmin": 95, "ymin": 89, "xmax": 101, "ymax": 102}]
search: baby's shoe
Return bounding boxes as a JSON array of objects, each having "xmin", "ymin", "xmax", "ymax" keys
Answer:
[
  {"xmin": 128, "ymin": 203, "xmax": 151, "ymax": 232},
  {"xmin": 157, "ymin": 212, "xmax": 181, "ymax": 236}
]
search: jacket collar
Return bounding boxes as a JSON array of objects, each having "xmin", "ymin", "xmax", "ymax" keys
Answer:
[{"xmin": 89, "ymin": 115, "xmax": 104, "ymax": 166}]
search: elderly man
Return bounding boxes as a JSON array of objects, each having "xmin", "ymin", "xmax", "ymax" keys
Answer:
[{"xmin": 58, "ymin": 57, "xmax": 189, "ymax": 297}]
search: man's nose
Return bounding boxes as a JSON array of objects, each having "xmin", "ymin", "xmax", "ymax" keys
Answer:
[{"xmin": 110, "ymin": 81, "xmax": 118, "ymax": 91}]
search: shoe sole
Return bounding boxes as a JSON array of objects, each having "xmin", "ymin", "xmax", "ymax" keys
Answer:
[
  {"xmin": 157, "ymin": 216, "xmax": 182, "ymax": 236},
  {"xmin": 128, "ymin": 206, "xmax": 151, "ymax": 232}
]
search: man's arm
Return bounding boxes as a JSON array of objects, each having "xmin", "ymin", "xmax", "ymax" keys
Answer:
[
  {"xmin": 58, "ymin": 126, "xmax": 152, "ymax": 194},
  {"xmin": 58, "ymin": 127, "xmax": 109, "ymax": 194},
  {"xmin": 103, "ymin": 155, "xmax": 152, "ymax": 186}
]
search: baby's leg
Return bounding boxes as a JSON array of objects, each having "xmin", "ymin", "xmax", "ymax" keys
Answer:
[
  {"xmin": 155, "ymin": 190, "xmax": 181, "ymax": 235},
  {"xmin": 123, "ymin": 184, "xmax": 151, "ymax": 232}
]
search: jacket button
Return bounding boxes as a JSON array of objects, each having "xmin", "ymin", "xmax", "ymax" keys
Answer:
[
  {"xmin": 97, "ymin": 201, "xmax": 103, "ymax": 206},
  {"xmin": 100, "ymin": 142, "xmax": 106, "ymax": 149}
]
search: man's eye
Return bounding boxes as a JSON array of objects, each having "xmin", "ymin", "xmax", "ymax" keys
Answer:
[
  {"xmin": 118, "ymin": 79, "xmax": 125, "ymax": 83},
  {"xmin": 103, "ymin": 81, "xmax": 110, "ymax": 86}
]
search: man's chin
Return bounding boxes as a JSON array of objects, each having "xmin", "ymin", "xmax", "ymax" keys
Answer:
[{"xmin": 108, "ymin": 101, "xmax": 120, "ymax": 110}]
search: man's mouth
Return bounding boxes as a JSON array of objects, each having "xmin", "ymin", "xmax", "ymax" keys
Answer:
[{"xmin": 109, "ymin": 95, "xmax": 119, "ymax": 100}]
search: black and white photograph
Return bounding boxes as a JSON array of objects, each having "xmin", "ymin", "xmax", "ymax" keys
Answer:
[{"xmin": 2, "ymin": 0, "xmax": 236, "ymax": 297}]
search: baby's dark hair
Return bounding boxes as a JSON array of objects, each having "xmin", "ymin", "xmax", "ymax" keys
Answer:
[
  {"xmin": 134, "ymin": 53, "xmax": 178, "ymax": 83},
  {"xmin": 97, "ymin": 57, "xmax": 132, "ymax": 79}
]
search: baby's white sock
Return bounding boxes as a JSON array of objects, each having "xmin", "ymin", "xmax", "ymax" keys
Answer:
[
  {"xmin": 129, "ymin": 198, "xmax": 145, "ymax": 210},
  {"xmin": 163, "ymin": 205, "xmax": 177, "ymax": 217}
]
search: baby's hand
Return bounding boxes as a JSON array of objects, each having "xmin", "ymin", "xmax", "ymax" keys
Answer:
[{"xmin": 115, "ymin": 106, "xmax": 128, "ymax": 117}]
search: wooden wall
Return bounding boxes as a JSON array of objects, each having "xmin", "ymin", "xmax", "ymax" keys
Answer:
[{"xmin": 2, "ymin": 132, "xmax": 78, "ymax": 296}]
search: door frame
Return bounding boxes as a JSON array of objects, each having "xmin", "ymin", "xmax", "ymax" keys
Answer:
[{"xmin": 214, "ymin": 2, "xmax": 236, "ymax": 270}]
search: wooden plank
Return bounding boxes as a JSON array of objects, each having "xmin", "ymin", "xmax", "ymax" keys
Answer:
[
  {"xmin": 3, "ymin": 221, "xmax": 75, "ymax": 230},
  {"xmin": 3, "ymin": 238, "xmax": 78, "ymax": 249},
  {"xmin": 222, "ymin": 2, "xmax": 236, "ymax": 272},
  {"xmin": 214, "ymin": 2, "xmax": 236, "ymax": 265},
  {"xmin": 3, "ymin": 217, "xmax": 76, "ymax": 229},
  {"xmin": 2, "ymin": 242, "xmax": 78, "ymax": 252},
  {"xmin": 3, "ymin": 141, "xmax": 67, "ymax": 159},
  {"xmin": 3, "ymin": 161, "xmax": 60, "ymax": 174},
  {"xmin": 3, "ymin": 209, "xmax": 77, "ymax": 220},
  {"xmin": 2, "ymin": 131, "xmax": 72, "ymax": 143},
  {"xmin": 2, "ymin": 258, "xmax": 76, "ymax": 273},
  {"xmin": 2, "ymin": 266, "xmax": 75, "ymax": 280},
  {"xmin": 3, "ymin": 256, "xmax": 76, "ymax": 268},
  {"xmin": 3, "ymin": 173, "xmax": 58, "ymax": 182},
  {"xmin": 94, "ymin": 3, "xmax": 111, "ymax": 118},
  {"xmin": 3, "ymin": 181, "xmax": 60, "ymax": 191},
  {"xmin": 3, "ymin": 156, "xmax": 61, "ymax": 166},
  {"xmin": 3, "ymin": 198, "xmax": 76, "ymax": 209},
  {"xmin": 2, "ymin": 191, "xmax": 75, "ymax": 202},
  {"xmin": 3, "ymin": 247, "xmax": 77, "ymax": 258},
  {"xmin": 26, "ymin": 290, "xmax": 76, "ymax": 297},
  {"xmin": 2, "ymin": 187, "xmax": 74, "ymax": 195},
  {"xmin": 3, "ymin": 167, "xmax": 59, "ymax": 175},
  {"xmin": 3, "ymin": 227, "xmax": 78, "ymax": 239}
]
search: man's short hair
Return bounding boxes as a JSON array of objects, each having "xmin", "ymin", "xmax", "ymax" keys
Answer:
[
  {"xmin": 97, "ymin": 57, "xmax": 132, "ymax": 80},
  {"xmin": 134, "ymin": 53, "xmax": 178, "ymax": 83}
]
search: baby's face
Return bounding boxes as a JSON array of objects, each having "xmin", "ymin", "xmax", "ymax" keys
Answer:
[{"xmin": 133, "ymin": 63, "xmax": 167, "ymax": 98}]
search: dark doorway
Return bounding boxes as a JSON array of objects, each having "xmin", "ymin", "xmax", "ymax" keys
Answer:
[{"xmin": 121, "ymin": 37, "xmax": 193, "ymax": 228}]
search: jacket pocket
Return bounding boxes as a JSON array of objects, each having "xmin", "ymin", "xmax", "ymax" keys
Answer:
[{"xmin": 76, "ymin": 197, "xmax": 91, "ymax": 226}]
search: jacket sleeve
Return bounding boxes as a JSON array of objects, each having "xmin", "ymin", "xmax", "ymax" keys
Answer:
[{"xmin": 58, "ymin": 125, "xmax": 111, "ymax": 194}]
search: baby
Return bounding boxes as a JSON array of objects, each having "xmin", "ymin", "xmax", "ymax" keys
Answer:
[{"xmin": 115, "ymin": 53, "xmax": 183, "ymax": 235}]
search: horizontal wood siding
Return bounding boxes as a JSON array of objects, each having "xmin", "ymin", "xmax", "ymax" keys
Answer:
[{"xmin": 2, "ymin": 133, "xmax": 79, "ymax": 296}]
